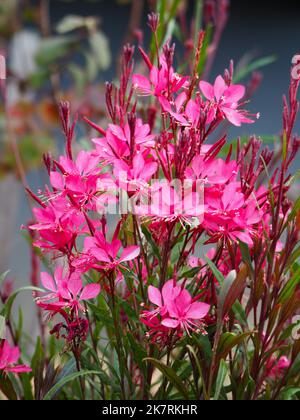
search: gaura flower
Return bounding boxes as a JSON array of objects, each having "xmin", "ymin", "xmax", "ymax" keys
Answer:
[
  {"xmin": 133, "ymin": 54, "xmax": 188, "ymax": 99},
  {"xmin": 266, "ymin": 356, "xmax": 291, "ymax": 381},
  {"xmin": 73, "ymin": 232, "xmax": 140, "ymax": 273},
  {"xmin": 37, "ymin": 266, "xmax": 100, "ymax": 315},
  {"xmin": 161, "ymin": 289, "xmax": 210, "ymax": 335},
  {"xmin": 142, "ymin": 281, "xmax": 210, "ymax": 338},
  {"xmin": 200, "ymin": 75, "xmax": 257, "ymax": 126},
  {"xmin": 143, "ymin": 280, "xmax": 181, "ymax": 319}
]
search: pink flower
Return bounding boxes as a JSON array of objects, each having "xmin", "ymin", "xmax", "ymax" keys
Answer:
[
  {"xmin": 142, "ymin": 282, "xmax": 210, "ymax": 338},
  {"xmin": 266, "ymin": 356, "xmax": 291, "ymax": 380},
  {"xmin": 143, "ymin": 280, "xmax": 181, "ymax": 319},
  {"xmin": 37, "ymin": 266, "xmax": 100, "ymax": 315},
  {"xmin": 204, "ymin": 183, "xmax": 261, "ymax": 246},
  {"xmin": 135, "ymin": 183, "xmax": 204, "ymax": 226},
  {"xmin": 74, "ymin": 232, "xmax": 140, "ymax": 273},
  {"xmin": 200, "ymin": 75, "xmax": 256, "ymax": 126},
  {"xmin": 162, "ymin": 289, "xmax": 210, "ymax": 335},
  {"xmin": 0, "ymin": 341, "xmax": 31, "ymax": 374},
  {"xmin": 186, "ymin": 155, "xmax": 238, "ymax": 185},
  {"xmin": 133, "ymin": 54, "xmax": 188, "ymax": 99},
  {"xmin": 50, "ymin": 151, "xmax": 103, "ymax": 211},
  {"xmin": 30, "ymin": 196, "xmax": 84, "ymax": 251},
  {"xmin": 93, "ymin": 120, "xmax": 155, "ymax": 163},
  {"xmin": 113, "ymin": 153, "xmax": 158, "ymax": 194}
]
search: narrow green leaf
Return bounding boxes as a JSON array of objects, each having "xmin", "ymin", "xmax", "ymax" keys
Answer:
[
  {"xmin": 217, "ymin": 332, "xmax": 252, "ymax": 362},
  {"xmin": 179, "ymin": 267, "xmax": 201, "ymax": 280},
  {"xmin": 43, "ymin": 370, "xmax": 100, "ymax": 400},
  {"xmin": 234, "ymin": 55, "xmax": 277, "ymax": 83},
  {"xmin": 205, "ymin": 258, "xmax": 224, "ymax": 286},
  {"xmin": 144, "ymin": 358, "xmax": 189, "ymax": 400},
  {"xmin": 278, "ymin": 265, "xmax": 300, "ymax": 304},
  {"xmin": 280, "ymin": 387, "xmax": 300, "ymax": 400},
  {"xmin": 0, "ymin": 286, "xmax": 44, "ymax": 319},
  {"xmin": 0, "ymin": 375, "xmax": 18, "ymax": 400},
  {"xmin": 214, "ymin": 360, "xmax": 228, "ymax": 400},
  {"xmin": 141, "ymin": 225, "xmax": 162, "ymax": 262}
]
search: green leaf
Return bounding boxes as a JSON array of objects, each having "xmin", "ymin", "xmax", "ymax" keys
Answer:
[
  {"xmin": 232, "ymin": 301, "xmax": 249, "ymax": 328},
  {"xmin": 43, "ymin": 370, "xmax": 100, "ymax": 400},
  {"xmin": 198, "ymin": 25, "xmax": 213, "ymax": 75},
  {"xmin": 68, "ymin": 63, "xmax": 86, "ymax": 92},
  {"xmin": 87, "ymin": 302, "xmax": 114, "ymax": 327},
  {"xmin": 141, "ymin": 225, "xmax": 162, "ymax": 262},
  {"xmin": 280, "ymin": 387, "xmax": 300, "ymax": 400},
  {"xmin": 179, "ymin": 267, "xmax": 202, "ymax": 280},
  {"xmin": 0, "ymin": 286, "xmax": 44, "ymax": 319},
  {"xmin": 288, "ymin": 196, "xmax": 300, "ymax": 223},
  {"xmin": 31, "ymin": 337, "xmax": 45, "ymax": 375},
  {"xmin": 205, "ymin": 258, "xmax": 224, "ymax": 286},
  {"xmin": 127, "ymin": 334, "xmax": 147, "ymax": 375},
  {"xmin": 35, "ymin": 36, "xmax": 77, "ymax": 67},
  {"xmin": 119, "ymin": 300, "xmax": 138, "ymax": 322},
  {"xmin": 234, "ymin": 55, "xmax": 277, "ymax": 83},
  {"xmin": 144, "ymin": 358, "xmax": 189, "ymax": 400},
  {"xmin": 217, "ymin": 332, "xmax": 253, "ymax": 362},
  {"xmin": 0, "ymin": 375, "xmax": 18, "ymax": 400},
  {"xmin": 214, "ymin": 360, "xmax": 228, "ymax": 400},
  {"xmin": 218, "ymin": 266, "xmax": 248, "ymax": 319},
  {"xmin": 56, "ymin": 15, "xmax": 96, "ymax": 33},
  {"xmin": 278, "ymin": 265, "xmax": 300, "ymax": 304},
  {"xmin": 89, "ymin": 31, "xmax": 111, "ymax": 71},
  {"xmin": 239, "ymin": 241, "xmax": 254, "ymax": 274},
  {"xmin": 28, "ymin": 69, "xmax": 50, "ymax": 88}
]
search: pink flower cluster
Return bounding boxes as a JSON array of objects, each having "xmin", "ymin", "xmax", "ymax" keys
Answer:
[{"xmin": 27, "ymin": 42, "xmax": 278, "ymax": 346}]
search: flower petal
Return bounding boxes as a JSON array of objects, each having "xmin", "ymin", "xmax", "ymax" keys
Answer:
[
  {"xmin": 186, "ymin": 302, "xmax": 210, "ymax": 320},
  {"xmin": 199, "ymin": 81, "xmax": 215, "ymax": 100},
  {"xmin": 161, "ymin": 318, "xmax": 180, "ymax": 329},
  {"xmin": 41, "ymin": 272, "xmax": 56, "ymax": 292},
  {"xmin": 119, "ymin": 246, "xmax": 140, "ymax": 263},
  {"xmin": 223, "ymin": 84, "xmax": 245, "ymax": 104},
  {"xmin": 132, "ymin": 74, "xmax": 152, "ymax": 94},
  {"xmin": 148, "ymin": 286, "xmax": 162, "ymax": 307},
  {"xmin": 80, "ymin": 283, "xmax": 101, "ymax": 301},
  {"xmin": 214, "ymin": 75, "xmax": 227, "ymax": 101}
]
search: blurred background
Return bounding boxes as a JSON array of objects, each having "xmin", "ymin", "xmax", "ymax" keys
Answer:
[{"xmin": 0, "ymin": 0, "xmax": 299, "ymax": 331}]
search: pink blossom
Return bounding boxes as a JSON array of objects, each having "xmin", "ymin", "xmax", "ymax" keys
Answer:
[
  {"xmin": 93, "ymin": 120, "xmax": 155, "ymax": 163},
  {"xmin": 74, "ymin": 232, "xmax": 140, "ymax": 273},
  {"xmin": 200, "ymin": 75, "xmax": 256, "ymax": 126},
  {"xmin": 185, "ymin": 155, "xmax": 238, "ymax": 185},
  {"xmin": 143, "ymin": 280, "xmax": 181, "ymax": 319},
  {"xmin": 30, "ymin": 196, "xmax": 84, "ymax": 251},
  {"xmin": 204, "ymin": 183, "xmax": 261, "ymax": 245},
  {"xmin": 266, "ymin": 356, "xmax": 291, "ymax": 380},
  {"xmin": 37, "ymin": 266, "xmax": 100, "ymax": 315},
  {"xmin": 0, "ymin": 341, "xmax": 31, "ymax": 374},
  {"xmin": 133, "ymin": 55, "xmax": 188, "ymax": 100},
  {"xmin": 135, "ymin": 183, "xmax": 204, "ymax": 226},
  {"xmin": 162, "ymin": 289, "xmax": 210, "ymax": 335},
  {"xmin": 142, "ymin": 282, "xmax": 210, "ymax": 338},
  {"xmin": 49, "ymin": 151, "xmax": 104, "ymax": 211}
]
